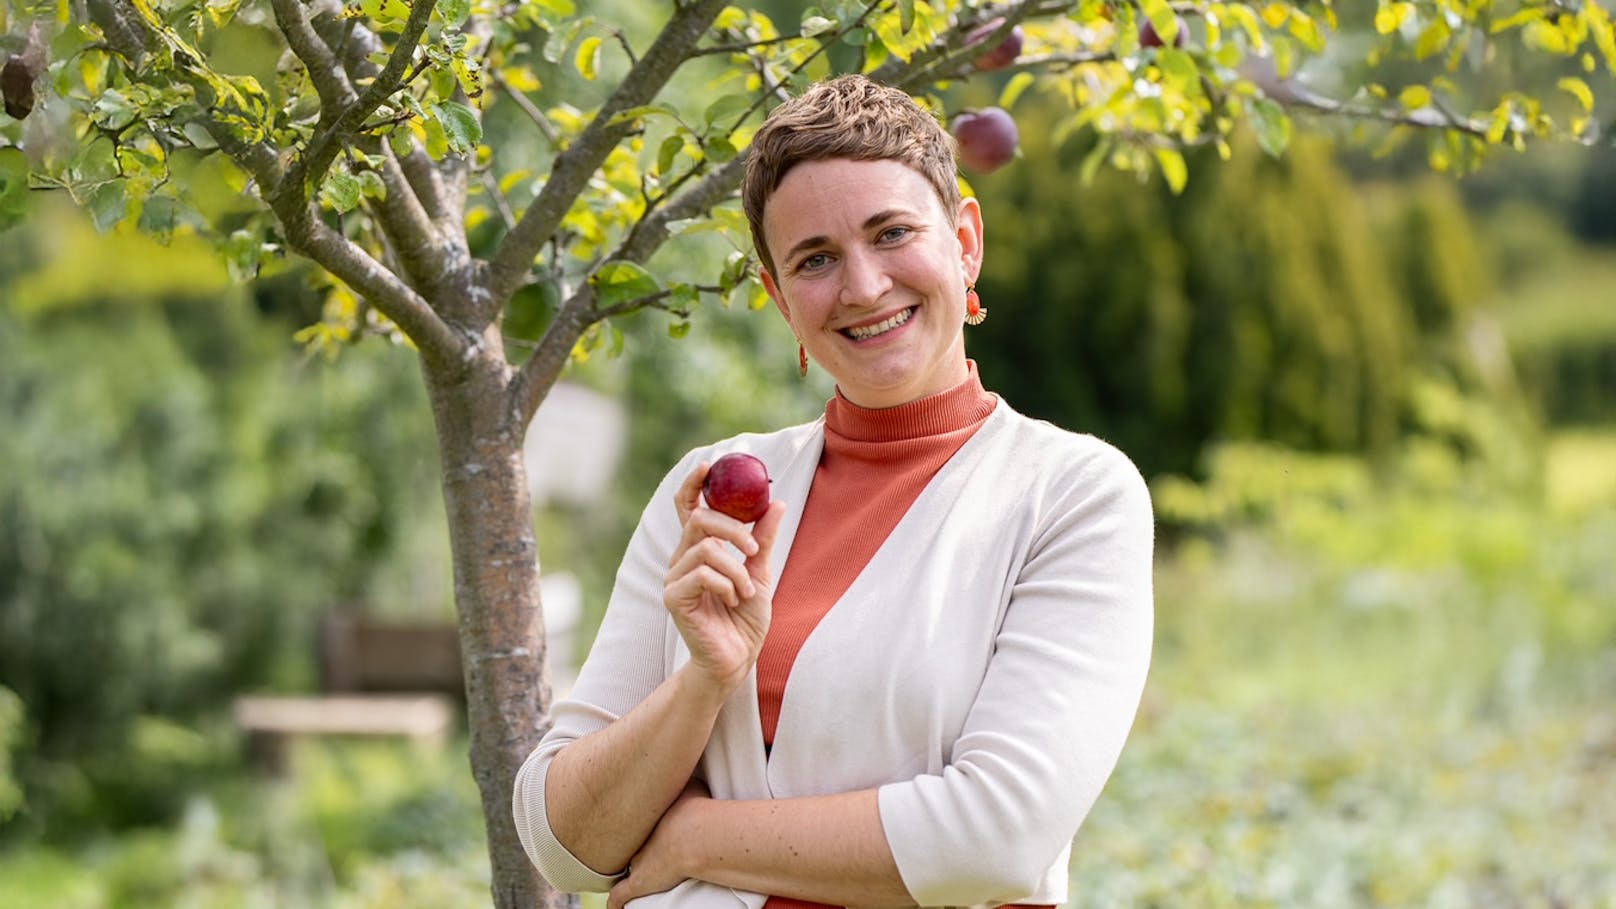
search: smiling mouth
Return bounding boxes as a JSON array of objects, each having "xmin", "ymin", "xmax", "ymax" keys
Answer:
[{"xmin": 841, "ymin": 306, "xmax": 917, "ymax": 341}]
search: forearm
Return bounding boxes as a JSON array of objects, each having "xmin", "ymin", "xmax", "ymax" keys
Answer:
[
  {"xmin": 545, "ymin": 665, "xmax": 733, "ymax": 875},
  {"xmin": 678, "ymin": 789, "xmax": 915, "ymax": 906}
]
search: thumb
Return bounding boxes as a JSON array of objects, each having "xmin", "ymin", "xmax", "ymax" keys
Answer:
[{"xmin": 745, "ymin": 500, "xmax": 788, "ymax": 585}]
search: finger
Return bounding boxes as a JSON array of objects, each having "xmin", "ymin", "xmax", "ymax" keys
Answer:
[
  {"xmin": 673, "ymin": 463, "xmax": 709, "ymax": 527},
  {"xmin": 669, "ymin": 539, "xmax": 756, "ymax": 601},
  {"xmin": 679, "ymin": 506, "xmax": 760, "ymax": 559},
  {"xmin": 666, "ymin": 564, "xmax": 742, "ymax": 609},
  {"xmin": 745, "ymin": 500, "xmax": 789, "ymax": 585}
]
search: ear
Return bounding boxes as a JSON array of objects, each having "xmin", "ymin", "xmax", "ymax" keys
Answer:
[
  {"xmin": 760, "ymin": 266, "xmax": 792, "ymax": 324},
  {"xmin": 955, "ymin": 195, "xmax": 985, "ymax": 284}
]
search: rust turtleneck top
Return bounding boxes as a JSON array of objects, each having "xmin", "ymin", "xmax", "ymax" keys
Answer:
[{"xmin": 755, "ymin": 363, "xmax": 1049, "ymax": 909}]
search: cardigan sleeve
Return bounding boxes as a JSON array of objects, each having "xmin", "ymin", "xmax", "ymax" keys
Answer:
[
  {"xmin": 511, "ymin": 450, "xmax": 697, "ymax": 892},
  {"xmin": 876, "ymin": 439, "xmax": 1156, "ymax": 905}
]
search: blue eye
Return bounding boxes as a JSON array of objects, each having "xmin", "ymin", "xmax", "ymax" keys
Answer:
[
  {"xmin": 799, "ymin": 253, "xmax": 831, "ymax": 271},
  {"xmin": 879, "ymin": 226, "xmax": 911, "ymax": 243}
]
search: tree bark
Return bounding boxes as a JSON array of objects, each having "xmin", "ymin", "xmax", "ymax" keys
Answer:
[{"xmin": 421, "ymin": 324, "xmax": 575, "ymax": 909}]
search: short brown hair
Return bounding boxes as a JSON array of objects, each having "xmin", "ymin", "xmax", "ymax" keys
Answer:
[{"xmin": 742, "ymin": 74, "xmax": 960, "ymax": 275}]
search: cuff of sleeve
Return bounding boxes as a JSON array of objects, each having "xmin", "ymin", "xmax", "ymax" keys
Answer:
[
  {"xmin": 513, "ymin": 748, "xmax": 628, "ymax": 893},
  {"xmin": 877, "ymin": 777, "xmax": 959, "ymax": 906}
]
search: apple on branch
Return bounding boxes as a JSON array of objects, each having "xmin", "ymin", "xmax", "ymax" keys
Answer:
[
  {"xmin": 965, "ymin": 19, "xmax": 1024, "ymax": 71},
  {"xmin": 952, "ymin": 107, "xmax": 1020, "ymax": 174}
]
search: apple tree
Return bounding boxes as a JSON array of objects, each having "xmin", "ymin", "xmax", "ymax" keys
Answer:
[{"xmin": 0, "ymin": 0, "xmax": 1610, "ymax": 905}]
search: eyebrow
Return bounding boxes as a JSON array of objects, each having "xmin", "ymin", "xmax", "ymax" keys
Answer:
[{"xmin": 781, "ymin": 208, "xmax": 919, "ymax": 264}]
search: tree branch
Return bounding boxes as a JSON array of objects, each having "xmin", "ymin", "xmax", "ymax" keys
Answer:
[
  {"xmin": 509, "ymin": 289, "xmax": 594, "ymax": 430},
  {"xmin": 282, "ymin": 0, "xmax": 435, "ymax": 209},
  {"xmin": 871, "ymin": 0, "xmax": 1054, "ymax": 90},
  {"xmin": 286, "ymin": 206, "xmax": 472, "ymax": 369},
  {"xmin": 490, "ymin": 68, "xmax": 560, "ymax": 148},
  {"xmin": 1285, "ymin": 93, "xmax": 1493, "ymax": 141},
  {"xmin": 362, "ymin": 138, "xmax": 444, "ymax": 288},
  {"xmin": 483, "ymin": 0, "xmax": 729, "ymax": 309},
  {"xmin": 401, "ymin": 143, "xmax": 453, "ymax": 224},
  {"xmin": 307, "ymin": 3, "xmax": 454, "ymax": 227},
  {"xmin": 269, "ymin": 0, "xmax": 356, "ymax": 112}
]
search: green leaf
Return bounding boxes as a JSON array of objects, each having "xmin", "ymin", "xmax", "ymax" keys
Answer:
[
  {"xmin": 137, "ymin": 194, "xmax": 183, "ymax": 243},
  {"xmin": 1153, "ymin": 146, "xmax": 1188, "ymax": 194},
  {"xmin": 590, "ymin": 261, "xmax": 662, "ymax": 309},
  {"xmin": 668, "ymin": 320, "xmax": 692, "ymax": 338},
  {"xmin": 747, "ymin": 277, "xmax": 770, "ymax": 310},
  {"xmin": 360, "ymin": 0, "xmax": 409, "ymax": 25},
  {"xmin": 543, "ymin": 20, "xmax": 586, "ymax": 63},
  {"xmin": 705, "ymin": 137, "xmax": 737, "ymax": 163},
  {"xmin": 223, "ymin": 229, "xmax": 261, "ymax": 282},
  {"xmin": 0, "ymin": 148, "xmax": 32, "ymax": 232},
  {"xmin": 703, "ymin": 92, "xmax": 753, "ymax": 129},
  {"xmin": 1489, "ymin": 7, "xmax": 1541, "ymax": 34},
  {"xmin": 999, "ymin": 72, "xmax": 1036, "ymax": 111},
  {"xmin": 575, "ymin": 35, "xmax": 602, "ymax": 80},
  {"xmin": 720, "ymin": 250, "xmax": 749, "ymax": 293},
  {"xmin": 429, "ymin": 100, "xmax": 482, "ymax": 154},
  {"xmin": 1251, "ymin": 98, "xmax": 1291, "ymax": 157},
  {"xmin": 1557, "ymin": 76, "xmax": 1595, "ymax": 112},
  {"xmin": 182, "ymin": 121, "xmax": 219, "ymax": 150},
  {"xmin": 87, "ymin": 181, "xmax": 127, "ymax": 233},
  {"xmin": 608, "ymin": 103, "xmax": 678, "ymax": 127},
  {"xmin": 1413, "ymin": 19, "xmax": 1450, "ymax": 60},
  {"xmin": 439, "ymin": 0, "xmax": 470, "ymax": 28},
  {"xmin": 320, "ymin": 170, "xmax": 362, "ymax": 213},
  {"xmin": 800, "ymin": 14, "xmax": 837, "ymax": 37},
  {"xmin": 1399, "ymin": 85, "xmax": 1432, "ymax": 109},
  {"xmin": 1140, "ymin": 0, "xmax": 1179, "ymax": 48},
  {"xmin": 897, "ymin": 0, "xmax": 914, "ymax": 34},
  {"xmin": 668, "ymin": 282, "xmax": 701, "ymax": 313},
  {"xmin": 657, "ymin": 134, "xmax": 684, "ymax": 175},
  {"xmin": 357, "ymin": 169, "xmax": 387, "ymax": 200}
]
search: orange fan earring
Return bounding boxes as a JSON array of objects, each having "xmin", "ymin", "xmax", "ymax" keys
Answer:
[
  {"xmin": 965, "ymin": 281, "xmax": 987, "ymax": 326},
  {"xmin": 798, "ymin": 340, "xmax": 809, "ymax": 377}
]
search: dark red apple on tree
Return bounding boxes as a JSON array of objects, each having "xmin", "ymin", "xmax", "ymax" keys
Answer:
[
  {"xmin": 952, "ymin": 107, "xmax": 1019, "ymax": 174},
  {"xmin": 703, "ymin": 453, "xmax": 772, "ymax": 523},
  {"xmin": 966, "ymin": 19, "xmax": 1024, "ymax": 71},
  {"xmin": 1139, "ymin": 14, "xmax": 1187, "ymax": 48}
]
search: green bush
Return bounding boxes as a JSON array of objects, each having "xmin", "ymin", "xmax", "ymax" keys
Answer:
[
  {"xmin": 0, "ymin": 264, "xmax": 442, "ymax": 837},
  {"xmin": 967, "ymin": 108, "xmax": 1516, "ymax": 478}
]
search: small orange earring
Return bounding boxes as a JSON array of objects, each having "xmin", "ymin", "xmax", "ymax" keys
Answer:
[
  {"xmin": 965, "ymin": 282, "xmax": 987, "ymax": 325},
  {"xmin": 798, "ymin": 341, "xmax": 809, "ymax": 377}
]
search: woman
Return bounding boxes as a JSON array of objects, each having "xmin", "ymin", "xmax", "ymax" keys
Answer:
[{"xmin": 513, "ymin": 74, "xmax": 1154, "ymax": 909}]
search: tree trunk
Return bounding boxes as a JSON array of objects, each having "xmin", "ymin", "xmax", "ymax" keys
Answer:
[{"xmin": 422, "ymin": 333, "xmax": 575, "ymax": 909}]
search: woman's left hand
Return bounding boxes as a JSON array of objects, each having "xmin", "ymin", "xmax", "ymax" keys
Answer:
[{"xmin": 607, "ymin": 778, "xmax": 712, "ymax": 909}]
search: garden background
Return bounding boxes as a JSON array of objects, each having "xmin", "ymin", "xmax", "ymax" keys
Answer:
[{"xmin": 2, "ymin": 1, "xmax": 1615, "ymax": 906}]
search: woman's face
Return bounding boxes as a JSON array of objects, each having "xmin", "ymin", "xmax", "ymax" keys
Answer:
[{"xmin": 760, "ymin": 157, "xmax": 983, "ymax": 409}]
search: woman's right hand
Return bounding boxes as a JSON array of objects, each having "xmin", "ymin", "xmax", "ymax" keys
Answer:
[{"xmin": 664, "ymin": 462, "xmax": 787, "ymax": 695}]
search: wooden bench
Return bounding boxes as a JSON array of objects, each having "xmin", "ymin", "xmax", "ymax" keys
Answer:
[{"xmin": 233, "ymin": 693, "xmax": 454, "ymax": 773}]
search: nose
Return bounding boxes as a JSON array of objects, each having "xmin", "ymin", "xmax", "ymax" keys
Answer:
[{"xmin": 838, "ymin": 246, "xmax": 891, "ymax": 308}]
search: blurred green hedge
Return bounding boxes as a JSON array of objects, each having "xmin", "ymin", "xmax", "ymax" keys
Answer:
[{"xmin": 0, "ymin": 213, "xmax": 443, "ymax": 839}]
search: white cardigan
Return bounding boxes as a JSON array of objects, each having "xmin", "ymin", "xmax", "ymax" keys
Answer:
[{"xmin": 514, "ymin": 400, "xmax": 1155, "ymax": 908}]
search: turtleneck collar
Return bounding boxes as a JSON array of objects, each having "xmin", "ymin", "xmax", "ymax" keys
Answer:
[{"xmin": 824, "ymin": 360, "xmax": 997, "ymax": 444}]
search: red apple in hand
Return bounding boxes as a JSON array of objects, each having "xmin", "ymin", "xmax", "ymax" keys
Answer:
[
  {"xmin": 966, "ymin": 19, "xmax": 1024, "ymax": 71},
  {"xmin": 952, "ymin": 107, "xmax": 1019, "ymax": 174},
  {"xmin": 703, "ymin": 453, "xmax": 772, "ymax": 523}
]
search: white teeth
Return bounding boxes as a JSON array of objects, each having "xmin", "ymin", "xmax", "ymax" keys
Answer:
[{"xmin": 845, "ymin": 307, "xmax": 913, "ymax": 340}]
